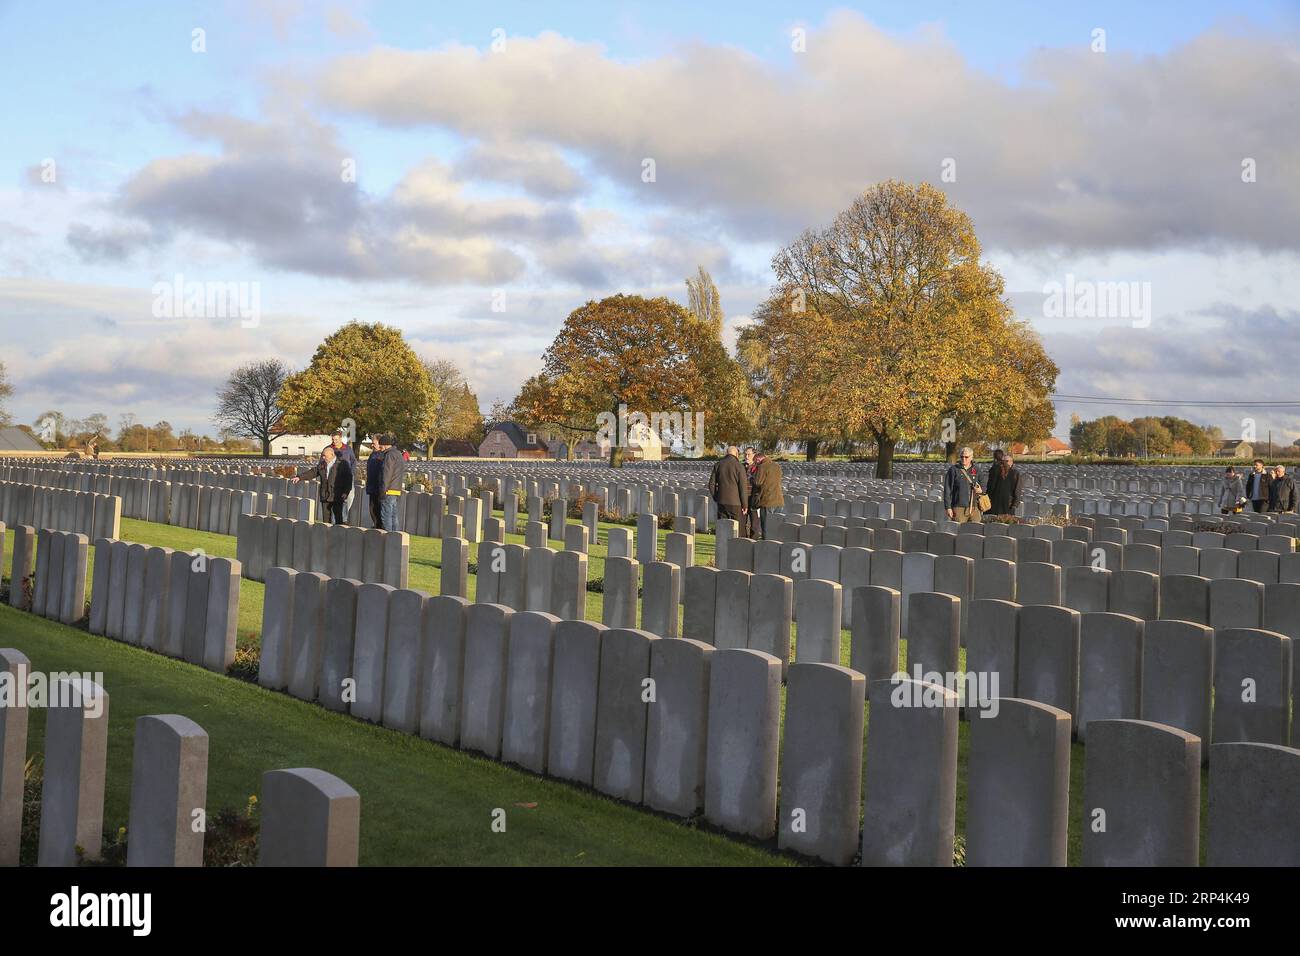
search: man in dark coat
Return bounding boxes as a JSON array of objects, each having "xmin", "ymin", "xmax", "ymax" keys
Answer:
[
  {"xmin": 942, "ymin": 446, "xmax": 984, "ymax": 523},
  {"xmin": 322, "ymin": 429, "xmax": 357, "ymax": 521},
  {"xmin": 748, "ymin": 448, "xmax": 784, "ymax": 540},
  {"xmin": 1245, "ymin": 459, "xmax": 1272, "ymax": 513},
  {"xmin": 365, "ymin": 437, "xmax": 386, "ymax": 528},
  {"xmin": 985, "ymin": 453, "xmax": 1023, "ymax": 516},
  {"xmin": 1269, "ymin": 465, "xmax": 1296, "ymax": 513},
  {"xmin": 379, "ymin": 433, "xmax": 406, "ymax": 530},
  {"xmin": 709, "ymin": 445, "xmax": 749, "ymax": 524},
  {"xmin": 295, "ymin": 445, "xmax": 352, "ymax": 524}
]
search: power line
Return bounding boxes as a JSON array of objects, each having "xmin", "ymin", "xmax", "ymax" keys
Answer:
[{"xmin": 1051, "ymin": 393, "xmax": 1300, "ymax": 408}]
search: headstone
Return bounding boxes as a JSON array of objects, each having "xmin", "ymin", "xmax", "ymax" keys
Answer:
[
  {"xmin": 967, "ymin": 697, "xmax": 1071, "ymax": 866},
  {"xmin": 778, "ymin": 663, "xmax": 866, "ymax": 866},
  {"xmin": 459, "ymin": 603, "xmax": 514, "ymax": 758},
  {"xmin": 1212, "ymin": 627, "xmax": 1291, "ymax": 745},
  {"xmin": 593, "ymin": 628, "xmax": 659, "ymax": 803},
  {"xmin": 0, "ymin": 649, "xmax": 30, "ymax": 866},
  {"xmin": 1206, "ymin": 742, "xmax": 1300, "ymax": 866},
  {"xmin": 546, "ymin": 620, "xmax": 607, "ymax": 785},
  {"xmin": 37, "ymin": 678, "xmax": 109, "ymax": 866},
  {"xmin": 258, "ymin": 768, "xmax": 360, "ymax": 867},
  {"xmin": 704, "ymin": 648, "xmax": 782, "ymax": 839},
  {"xmin": 1140, "ymin": 619, "xmax": 1214, "ymax": 746},
  {"xmin": 643, "ymin": 638, "xmax": 713, "ymax": 817},
  {"xmin": 1077, "ymin": 612, "xmax": 1144, "ymax": 742},
  {"xmin": 126, "ymin": 714, "xmax": 208, "ymax": 867},
  {"xmin": 501, "ymin": 611, "xmax": 560, "ymax": 773},
  {"xmin": 860, "ymin": 677, "xmax": 959, "ymax": 866},
  {"xmin": 1081, "ymin": 719, "xmax": 1200, "ymax": 866},
  {"xmin": 1017, "ymin": 605, "xmax": 1081, "ymax": 727}
]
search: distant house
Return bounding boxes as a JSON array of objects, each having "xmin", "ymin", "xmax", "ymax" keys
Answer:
[
  {"xmin": 0, "ymin": 426, "xmax": 44, "ymax": 452},
  {"xmin": 432, "ymin": 439, "xmax": 479, "ymax": 458},
  {"xmin": 1216, "ymin": 439, "xmax": 1253, "ymax": 458},
  {"xmin": 479, "ymin": 422, "xmax": 550, "ymax": 459},
  {"xmin": 266, "ymin": 416, "xmax": 333, "ymax": 457},
  {"xmin": 1009, "ymin": 438, "xmax": 1071, "ymax": 457}
]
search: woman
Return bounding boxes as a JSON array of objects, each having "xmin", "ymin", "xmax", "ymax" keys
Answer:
[
  {"xmin": 985, "ymin": 452, "xmax": 1022, "ymax": 516},
  {"xmin": 1218, "ymin": 466, "xmax": 1246, "ymax": 514}
]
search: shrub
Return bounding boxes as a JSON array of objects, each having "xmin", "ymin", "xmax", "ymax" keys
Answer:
[
  {"xmin": 227, "ymin": 644, "xmax": 260, "ymax": 684},
  {"xmin": 656, "ymin": 511, "xmax": 675, "ymax": 530}
]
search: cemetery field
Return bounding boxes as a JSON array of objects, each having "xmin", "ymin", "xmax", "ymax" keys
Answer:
[
  {"xmin": 0, "ymin": 604, "xmax": 790, "ymax": 867},
  {"xmin": 0, "ymin": 510, "xmax": 1217, "ymax": 866}
]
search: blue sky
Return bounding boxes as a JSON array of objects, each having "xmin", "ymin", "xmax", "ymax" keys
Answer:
[{"xmin": 2, "ymin": 0, "xmax": 1298, "ymax": 443}]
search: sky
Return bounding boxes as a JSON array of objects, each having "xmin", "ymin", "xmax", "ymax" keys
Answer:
[{"xmin": 2, "ymin": 0, "xmax": 1298, "ymax": 445}]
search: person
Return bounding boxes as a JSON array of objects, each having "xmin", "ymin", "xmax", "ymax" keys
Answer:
[
  {"xmin": 1218, "ymin": 466, "xmax": 1247, "ymax": 514},
  {"xmin": 1269, "ymin": 464, "xmax": 1296, "ymax": 513},
  {"xmin": 708, "ymin": 445, "xmax": 749, "ymax": 525},
  {"xmin": 322, "ymin": 429, "xmax": 357, "ymax": 522},
  {"xmin": 741, "ymin": 447, "xmax": 758, "ymax": 537},
  {"xmin": 984, "ymin": 448, "xmax": 1005, "ymax": 504},
  {"xmin": 379, "ymin": 433, "xmax": 406, "ymax": 530},
  {"xmin": 748, "ymin": 448, "xmax": 784, "ymax": 539},
  {"xmin": 943, "ymin": 446, "xmax": 984, "ymax": 523},
  {"xmin": 365, "ymin": 435, "xmax": 386, "ymax": 528},
  {"xmin": 1244, "ymin": 459, "xmax": 1272, "ymax": 513},
  {"xmin": 985, "ymin": 451, "xmax": 1022, "ymax": 516},
  {"xmin": 88, "ymin": 438, "xmax": 100, "ymax": 461},
  {"xmin": 294, "ymin": 445, "xmax": 352, "ymax": 524}
]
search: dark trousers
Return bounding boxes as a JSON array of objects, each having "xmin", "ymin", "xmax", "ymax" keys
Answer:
[
  {"xmin": 369, "ymin": 493, "xmax": 383, "ymax": 527},
  {"xmin": 325, "ymin": 500, "xmax": 345, "ymax": 524},
  {"xmin": 747, "ymin": 506, "xmax": 768, "ymax": 539},
  {"xmin": 1252, "ymin": 500, "xmax": 1268, "ymax": 513},
  {"xmin": 716, "ymin": 503, "xmax": 743, "ymax": 524}
]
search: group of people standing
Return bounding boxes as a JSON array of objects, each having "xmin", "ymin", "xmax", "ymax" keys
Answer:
[
  {"xmin": 1219, "ymin": 459, "xmax": 1297, "ymax": 514},
  {"xmin": 293, "ymin": 430, "xmax": 408, "ymax": 529},
  {"xmin": 943, "ymin": 447, "xmax": 1024, "ymax": 522},
  {"xmin": 708, "ymin": 445, "xmax": 785, "ymax": 539}
]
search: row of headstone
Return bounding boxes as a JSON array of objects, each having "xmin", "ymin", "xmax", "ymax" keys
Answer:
[
  {"xmin": 87, "ymin": 540, "xmax": 242, "ymax": 673},
  {"xmin": 236, "ymin": 514, "xmax": 408, "ymax": 587},
  {"xmin": 0, "ymin": 659, "xmax": 359, "ymax": 866},
  {"xmin": 0, "ymin": 479, "xmax": 120, "ymax": 540},
  {"xmin": 23, "ymin": 528, "xmax": 89, "ymax": 624}
]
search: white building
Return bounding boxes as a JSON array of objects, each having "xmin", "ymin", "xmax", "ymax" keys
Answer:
[{"xmin": 269, "ymin": 433, "xmax": 333, "ymax": 457}]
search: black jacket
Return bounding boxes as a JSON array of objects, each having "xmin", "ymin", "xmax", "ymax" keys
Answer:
[
  {"xmin": 1245, "ymin": 469, "xmax": 1272, "ymax": 502},
  {"xmin": 985, "ymin": 464, "xmax": 1022, "ymax": 515},
  {"xmin": 709, "ymin": 454, "xmax": 749, "ymax": 507},
  {"xmin": 299, "ymin": 458, "xmax": 352, "ymax": 504},
  {"xmin": 1270, "ymin": 475, "xmax": 1297, "ymax": 512},
  {"xmin": 381, "ymin": 446, "xmax": 406, "ymax": 493}
]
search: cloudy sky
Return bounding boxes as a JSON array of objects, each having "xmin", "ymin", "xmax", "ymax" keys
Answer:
[{"xmin": 2, "ymin": 0, "xmax": 1299, "ymax": 444}]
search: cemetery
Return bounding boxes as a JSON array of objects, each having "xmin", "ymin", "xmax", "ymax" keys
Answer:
[{"xmin": 2, "ymin": 454, "xmax": 1298, "ymax": 870}]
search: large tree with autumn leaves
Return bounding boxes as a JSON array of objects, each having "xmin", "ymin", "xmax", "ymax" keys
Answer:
[
  {"xmin": 745, "ymin": 180, "xmax": 1056, "ymax": 476},
  {"xmin": 513, "ymin": 294, "xmax": 752, "ymax": 466}
]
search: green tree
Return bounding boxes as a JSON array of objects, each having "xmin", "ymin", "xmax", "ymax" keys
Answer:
[
  {"xmin": 514, "ymin": 294, "xmax": 751, "ymax": 466},
  {"xmin": 764, "ymin": 180, "xmax": 1021, "ymax": 477},
  {"xmin": 421, "ymin": 359, "xmax": 484, "ymax": 451},
  {"xmin": 279, "ymin": 322, "xmax": 438, "ymax": 446},
  {"xmin": 685, "ymin": 265, "xmax": 724, "ymax": 333}
]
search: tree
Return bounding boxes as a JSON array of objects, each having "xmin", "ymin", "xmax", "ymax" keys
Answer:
[
  {"xmin": 685, "ymin": 266, "xmax": 724, "ymax": 333},
  {"xmin": 764, "ymin": 180, "xmax": 1017, "ymax": 477},
  {"xmin": 278, "ymin": 322, "xmax": 437, "ymax": 447},
  {"xmin": 938, "ymin": 318, "xmax": 1058, "ymax": 460},
  {"xmin": 0, "ymin": 362, "xmax": 12, "ymax": 427},
  {"xmin": 421, "ymin": 359, "xmax": 484, "ymax": 451},
  {"xmin": 513, "ymin": 294, "xmax": 752, "ymax": 466},
  {"xmin": 214, "ymin": 359, "xmax": 292, "ymax": 456}
]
